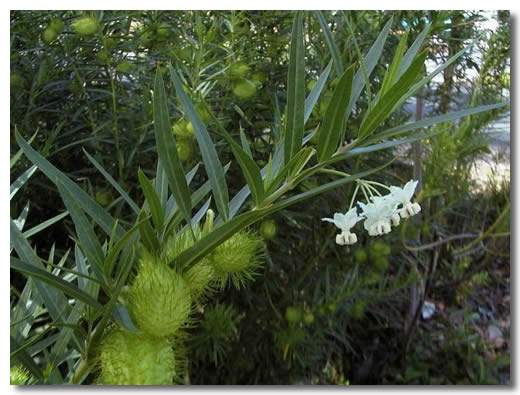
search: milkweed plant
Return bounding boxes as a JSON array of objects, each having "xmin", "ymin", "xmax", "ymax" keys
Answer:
[{"xmin": 10, "ymin": 11, "xmax": 507, "ymax": 385}]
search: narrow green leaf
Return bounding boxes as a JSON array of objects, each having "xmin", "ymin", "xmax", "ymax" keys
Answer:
[
  {"xmin": 239, "ymin": 127, "xmax": 253, "ymax": 158},
  {"xmin": 10, "ymin": 220, "xmax": 68, "ymax": 322},
  {"xmin": 266, "ymin": 147, "xmax": 315, "ymax": 195},
  {"xmin": 346, "ymin": 17, "xmax": 393, "ymax": 119},
  {"xmin": 11, "ymin": 129, "xmax": 38, "ymax": 169},
  {"xmin": 221, "ymin": 132, "xmax": 264, "ymax": 206},
  {"xmin": 393, "ymin": 41, "xmax": 475, "ymax": 112},
  {"xmin": 22, "ymin": 211, "xmax": 69, "ymax": 239},
  {"xmin": 56, "ymin": 180, "xmax": 106, "ymax": 284},
  {"xmin": 317, "ymin": 65, "xmax": 355, "ymax": 161},
  {"xmin": 366, "ymin": 102, "xmax": 509, "ymax": 145},
  {"xmin": 314, "ymin": 11, "xmax": 343, "ymax": 76},
  {"xmin": 10, "ymin": 336, "xmax": 44, "ymax": 380},
  {"xmin": 169, "ymin": 66, "xmax": 230, "ymax": 221},
  {"xmin": 105, "ymin": 217, "xmax": 145, "ymax": 279},
  {"xmin": 83, "ymin": 149, "xmax": 140, "ymax": 214},
  {"xmin": 379, "ymin": 30, "xmax": 409, "ymax": 97},
  {"xmin": 396, "ymin": 23, "xmax": 430, "ymax": 80},
  {"xmin": 285, "ymin": 11, "xmax": 306, "ymax": 165},
  {"xmin": 137, "ymin": 209, "xmax": 160, "ymax": 253},
  {"xmin": 153, "ymin": 69, "xmax": 192, "ymax": 228},
  {"xmin": 304, "ymin": 61, "xmax": 333, "ymax": 124},
  {"xmin": 359, "ymin": 50, "xmax": 428, "ymax": 139},
  {"xmin": 10, "ymin": 165, "xmax": 37, "ymax": 200},
  {"xmin": 138, "ymin": 169, "xmax": 164, "ymax": 233},
  {"xmin": 15, "ymin": 132, "xmax": 123, "ymax": 238},
  {"xmin": 11, "ymin": 258, "xmax": 104, "ymax": 312}
]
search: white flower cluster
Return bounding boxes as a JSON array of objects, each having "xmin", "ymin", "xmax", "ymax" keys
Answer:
[{"xmin": 322, "ymin": 180, "xmax": 421, "ymax": 246}]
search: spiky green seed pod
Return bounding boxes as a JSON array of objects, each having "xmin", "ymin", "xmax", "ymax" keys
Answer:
[
  {"xmin": 183, "ymin": 261, "xmax": 217, "ymax": 299},
  {"xmin": 43, "ymin": 27, "xmax": 57, "ymax": 43},
  {"xmin": 211, "ymin": 231, "xmax": 264, "ymax": 288},
  {"xmin": 72, "ymin": 17, "xmax": 99, "ymax": 36},
  {"xmin": 285, "ymin": 306, "xmax": 302, "ymax": 323},
  {"xmin": 127, "ymin": 253, "xmax": 192, "ymax": 337},
  {"xmin": 10, "ymin": 365, "xmax": 30, "ymax": 385},
  {"xmin": 259, "ymin": 219, "xmax": 277, "ymax": 240},
  {"xmin": 232, "ymin": 79, "xmax": 257, "ymax": 99},
  {"xmin": 176, "ymin": 138, "xmax": 194, "ymax": 161},
  {"xmin": 172, "ymin": 119, "xmax": 194, "ymax": 138},
  {"xmin": 99, "ymin": 329, "xmax": 176, "ymax": 385}
]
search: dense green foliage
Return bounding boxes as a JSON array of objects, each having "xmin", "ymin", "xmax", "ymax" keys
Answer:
[{"xmin": 11, "ymin": 10, "xmax": 509, "ymax": 385}]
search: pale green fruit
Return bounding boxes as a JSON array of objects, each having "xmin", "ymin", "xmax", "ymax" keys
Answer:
[
  {"xmin": 43, "ymin": 27, "xmax": 58, "ymax": 43},
  {"xmin": 127, "ymin": 254, "xmax": 192, "ymax": 337},
  {"xmin": 285, "ymin": 306, "xmax": 302, "ymax": 323},
  {"xmin": 232, "ymin": 79, "xmax": 257, "ymax": 99},
  {"xmin": 99, "ymin": 329, "xmax": 176, "ymax": 385},
  {"xmin": 72, "ymin": 16, "xmax": 99, "ymax": 36},
  {"xmin": 228, "ymin": 62, "xmax": 250, "ymax": 79},
  {"xmin": 259, "ymin": 219, "xmax": 277, "ymax": 240}
]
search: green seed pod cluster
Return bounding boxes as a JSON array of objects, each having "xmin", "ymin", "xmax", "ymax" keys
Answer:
[
  {"xmin": 99, "ymin": 329, "xmax": 176, "ymax": 385},
  {"xmin": 72, "ymin": 16, "xmax": 99, "ymax": 36},
  {"xmin": 10, "ymin": 365, "xmax": 30, "ymax": 385},
  {"xmin": 126, "ymin": 251, "xmax": 192, "ymax": 338},
  {"xmin": 227, "ymin": 61, "xmax": 262, "ymax": 100},
  {"xmin": 211, "ymin": 230, "xmax": 265, "ymax": 288}
]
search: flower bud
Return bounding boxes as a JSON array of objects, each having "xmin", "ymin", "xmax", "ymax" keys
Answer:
[{"xmin": 99, "ymin": 329, "xmax": 176, "ymax": 385}]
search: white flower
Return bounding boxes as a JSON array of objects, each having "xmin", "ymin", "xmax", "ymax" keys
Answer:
[
  {"xmin": 322, "ymin": 208, "xmax": 361, "ymax": 245},
  {"xmin": 358, "ymin": 196, "xmax": 398, "ymax": 236},
  {"xmin": 389, "ymin": 180, "xmax": 421, "ymax": 218}
]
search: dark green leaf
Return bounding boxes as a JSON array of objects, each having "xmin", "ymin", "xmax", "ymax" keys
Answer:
[
  {"xmin": 138, "ymin": 168, "xmax": 164, "ymax": 233},
  {"xmin": 169, "ymin": 66, "xmax": 230, "ymax": 221},
  {"xmin": 153, "ymin": 69, "xmax": 192, "ymax": 228},
  {"xmin": 317, "ymin": 65, "xmax": 355, "ymax": 161},
  {"xmin": 314, "ymin": 11, "xmax": 343, "ymax": 76},
  {"xmin": 285, "ymin": 11, "xmax": 306, "ymax": 165}
]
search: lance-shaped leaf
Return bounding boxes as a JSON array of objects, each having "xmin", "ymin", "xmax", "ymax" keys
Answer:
[
  {"xmin": 56, "ymin": 180, "xmax": 106, "ymax": 284},
  {"xmin": 15, "ymin": 132, "xmax": 123, "ymax": 238},
  {"xmin": 11, "ymin": 258, "xmax": 104, "ymax": 312},
  {"xmin": 358, "ymin": 50, "xmax": 428, "ymax": 139},
  {"xmin": 138, "ymin": 168, "xmax": 164, "ymax": 233},
  {"xmin": 304, "ymin": 61, "xmax": 333, "ymax": 124},
  {"xmin": 284, "ymin": 11, "xmax": 306, "ymax": 165},
  {"xmin": 169, "ymin": 66, "xmax": 230, "ymax": 221},
  {"xmin": 379, "ymin": 29, "xmax": 409, "ymax": 98},
  {"xmin": 346, "ymin": 17, "xmax": 393, "ymax": 120},
  {"xmin": 314, "ymin": 11, "xmax": 343, "ymax": 76},
  {"xmin": 317, "ymin": 65, "xmax": 355, "ymax": 161},
  {"xmin": 153, "ymin": 69, "xmax": 192, "ymax": 227}
]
